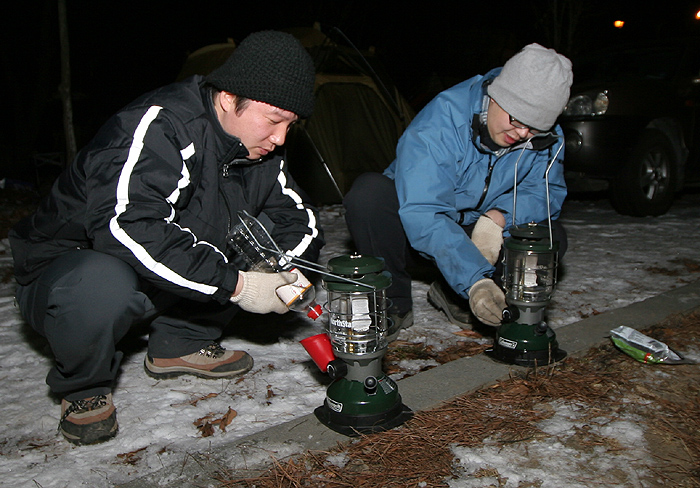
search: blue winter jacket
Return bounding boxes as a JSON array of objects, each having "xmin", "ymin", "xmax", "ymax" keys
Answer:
[{"xmin": 384, "ymin": 68, "xmax": 567, "ymax": 299}]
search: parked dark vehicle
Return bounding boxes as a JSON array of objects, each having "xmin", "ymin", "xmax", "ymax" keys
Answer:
[{"xmin": 559, "ymin": 39, "xmax": 700, "ymax": 216}]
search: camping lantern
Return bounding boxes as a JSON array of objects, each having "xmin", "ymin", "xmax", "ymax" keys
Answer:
[
  {"xmin": 487, "ymin": 222, "xmax": 567, "ymax": 366},
  {"xmin": 304, "ymin": 253, "xmax": 411, "ymax": 436},
  {"xmin": 226, "ymin": 215, "xmax": 411, "ymax": 434}
]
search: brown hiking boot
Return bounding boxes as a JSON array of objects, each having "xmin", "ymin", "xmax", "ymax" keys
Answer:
[
  {"xmin": 427, "ymin": 280, "xmax": 474, "ymax": 329},
  {"xmin": 144, "ymin": 342, "xmax": 253, "ymax": 380},
  {"xmin": 60, "ymin": 393, "xmax": 118, "ymax": 445}
]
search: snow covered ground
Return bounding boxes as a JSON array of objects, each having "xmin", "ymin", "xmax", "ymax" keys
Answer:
[{"xmin": 2, "ymin": 190, "xmax": 700, "ymax": 487}]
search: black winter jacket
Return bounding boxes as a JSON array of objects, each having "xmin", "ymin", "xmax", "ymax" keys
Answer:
[{"xmin": 9, "ymin": 76, "xmax": 324, "ymax": 305}]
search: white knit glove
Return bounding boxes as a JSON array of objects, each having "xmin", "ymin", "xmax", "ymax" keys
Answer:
[
  {"xmin": 471, "ymin": 215, "xmax": 504, "ymax": 265},
  {"xmin": 230, "ymin": 271, "xmax": 296, "ymax": 314},
  {"xmin": 468, "ymin": 278, "xmax": 506, "ymax": 326}
]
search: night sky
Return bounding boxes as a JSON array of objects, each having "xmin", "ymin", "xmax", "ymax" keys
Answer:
[{"xmin": 2, "ymin": 0, "xmax": 700, "ymax": 180}]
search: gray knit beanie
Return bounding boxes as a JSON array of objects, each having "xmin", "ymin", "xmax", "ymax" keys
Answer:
[
  {"xmin": 487, "ymin": 43, "xmax": 573, "ymax": 131},
  {"xmin": 206, "ymin": 30, "xmax": 315, "ymax": 118}
]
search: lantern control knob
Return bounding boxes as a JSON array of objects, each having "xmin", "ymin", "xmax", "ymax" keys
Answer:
[
  {"xmin": 364, "ymin": 376, "xmax": 378, "ymax": 394},
  {"xmin": 535, "ymin": 322, "xmax": 549, "ymax": 336},
  {"xmin": 502, "ymin": 306, "xmax": 520, "ymax": 323},
  {"xmin": 326, "ymin": 359, "xmax": 348, "ymax": 380}
]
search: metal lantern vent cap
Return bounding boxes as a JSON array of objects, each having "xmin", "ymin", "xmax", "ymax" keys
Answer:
[
  {"xmin": 506, "ymin": 222, "xmax": 560, "ymax": 252},
  {"xmin": 327, "ymin": 253, "xmax": 385, "ymax": 275},
  {"xmin": 324, "ymin": 254, "xmax": 391, "ymax": 292}
]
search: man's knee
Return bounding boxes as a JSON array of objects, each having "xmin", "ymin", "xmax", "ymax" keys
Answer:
[
  {"xmin": 20, "ymin": 250, "xmax": 149, "ymax": 334},
  {"xmin": 57, "ymin": 250, "xmax": 140, "ymax": 301}
]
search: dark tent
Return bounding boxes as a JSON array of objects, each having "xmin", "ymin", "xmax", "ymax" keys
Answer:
[{"xmin": 176, "ymin": 26, "xmax": 414, "ymax": 205}]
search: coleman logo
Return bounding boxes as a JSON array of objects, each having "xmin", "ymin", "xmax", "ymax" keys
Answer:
[
  {"xmin": 326, "ymin": 397, "xmax": 343, "ymax": 413},
  {"xmin": 498, "ymin": 337, "xmax": 518, "ymax": 350}
]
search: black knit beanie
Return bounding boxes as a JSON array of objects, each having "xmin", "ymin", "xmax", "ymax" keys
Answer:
[{"xmin": 206, "ymin": 30, "xmax": 315, "ymax": 118}]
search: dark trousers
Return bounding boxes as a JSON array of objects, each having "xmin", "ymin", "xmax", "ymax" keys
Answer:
[
  {"xmin": 16, "ymin": 249, "xmax": 239, "ymax": 401},
  {"xmin": 343, "ymin": 172, "xmax": 568, "ymax": 315}
]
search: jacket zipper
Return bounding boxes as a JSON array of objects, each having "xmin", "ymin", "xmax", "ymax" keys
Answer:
[
  {"xmin": 457, "ymin": 155, "xmax": 497, "ymax": 225},
  {"xmin": 220, "ymin": 164, "xmax": 234, "ymax": 233},
  {"xmin": 475, "ymin": 156, "xmax": 497, "ymax": 210}
]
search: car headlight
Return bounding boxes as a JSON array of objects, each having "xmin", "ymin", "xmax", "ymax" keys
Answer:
[{"xmin": 562, "ymin": 91, "xmax": 609, "ymax": 116}]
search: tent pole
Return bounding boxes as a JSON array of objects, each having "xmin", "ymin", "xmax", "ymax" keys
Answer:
[
  {"xmin": 300, "ymin": 126, "xmax": 344, "ymax": 202},
  {"xmin": 328, "ymin": 26, "xmax": 405, "ymax": 123},
  {"xmin": 297, "ymin": 124, "xmax": 345, "ymax": 202}
]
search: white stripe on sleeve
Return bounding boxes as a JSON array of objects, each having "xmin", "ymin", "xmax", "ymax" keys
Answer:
[
  {"xmin": 108, "ymin": 106, "xmax": 223, "ymax": 296},
  {"xmin": 276, "ymin": 159, "xmax": 319, "ymax": 258}
]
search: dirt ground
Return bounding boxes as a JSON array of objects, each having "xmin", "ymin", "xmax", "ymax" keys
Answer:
[{"xmin": 217, "ymin": 310, "xmax": 700, "ymax": 488}]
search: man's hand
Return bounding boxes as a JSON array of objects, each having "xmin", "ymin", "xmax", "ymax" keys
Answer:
[
  {"xmin": 230, "ymin": 271, "xmax": 296, "ymax": 314},
  {"xmin": 468, "ymin": 278, "xmax": 506, "ymax": 326},
  {"xmin": 471, "ymin": 214, "xmax": 504, "ymax": 265}
]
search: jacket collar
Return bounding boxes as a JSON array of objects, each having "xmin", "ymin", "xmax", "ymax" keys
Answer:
[{"xmin": 201, "ymin": 84, "xmax": 258, "ymax": 166}]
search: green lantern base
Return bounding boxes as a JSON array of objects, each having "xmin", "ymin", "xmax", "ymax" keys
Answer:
[
  {"xmin": 314, "ymin": 375, "xmax": 412, "ymax": 436},
  {"xmin": 487, "ymin": 321, "xmax": 567, "ymax": 367}
]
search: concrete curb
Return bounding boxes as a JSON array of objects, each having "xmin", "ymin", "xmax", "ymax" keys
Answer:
[{"xmin": 118, "ymin": 279, "xmax": 700, "ymax": 487}]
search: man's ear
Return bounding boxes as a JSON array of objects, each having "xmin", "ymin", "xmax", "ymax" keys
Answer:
[{"xmin": 218, "ymin": 91, "xmax": 236, "ymax": 113}]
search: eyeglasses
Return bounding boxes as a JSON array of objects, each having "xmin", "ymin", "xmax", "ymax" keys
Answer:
[{"xmin": 508, "ymin": 114, "xmax": 540, "ymax": 134}]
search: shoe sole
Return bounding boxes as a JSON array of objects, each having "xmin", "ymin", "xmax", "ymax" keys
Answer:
[
  {"xmin": 427, "ymin": 284, "xmax": 472, "ymax": 329},
  {"xmin": 143, "ymin": 356, "xmax": 253, "ymax": 380},
  {"xmin": 60, "ymin": 417, "xmax": 118, "ymax": 445}
]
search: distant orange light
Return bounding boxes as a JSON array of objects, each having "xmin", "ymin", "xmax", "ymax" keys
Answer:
[
  {"xmin": 696, "ymin": 10, "xmax": 700, "ymax": 20},
  {"xmin": 614, "ymin": 20, "xmax": 625, "ymax": 28}
]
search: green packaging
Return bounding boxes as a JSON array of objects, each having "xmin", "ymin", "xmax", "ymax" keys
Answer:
[{"xmin": 610, "ymin": 326, "xmax": 690, "ymax": 364}]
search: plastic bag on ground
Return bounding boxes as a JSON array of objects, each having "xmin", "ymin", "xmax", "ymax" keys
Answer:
[{"xmin": 610, "ymin": 325, "xmax": 695, "ymax": 364}]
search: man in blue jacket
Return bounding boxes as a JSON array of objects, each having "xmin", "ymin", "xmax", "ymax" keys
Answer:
[
  {"xmin": 9, "ymin": 31, "xmax": 324, "ymax": 445},
  {"xmin": 344, "ymin": 44, "xmax": 572, "ymax": 339}
]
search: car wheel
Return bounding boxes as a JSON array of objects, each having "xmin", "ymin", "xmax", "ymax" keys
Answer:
[{"xmin": 609, "ymin": 129, "xmax": 677, "ymax": 216}]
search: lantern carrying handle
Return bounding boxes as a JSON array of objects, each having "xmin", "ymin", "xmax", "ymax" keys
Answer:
[
  {"xmin": 235, "ymin": 210, "xmax": 376, "ymax": 290},
  {"xmin": 511, "ymin": 134, "xmax": 564, "ymax": 250}
]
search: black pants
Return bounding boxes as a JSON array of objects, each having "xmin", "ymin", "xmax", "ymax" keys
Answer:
[
  {"xmin": 343, "ymin": 172, "xmax": 568, "ymax": 315},
  {"xmin": 16, "ymin": 249, "xmax": 239, "ymax": 401}
]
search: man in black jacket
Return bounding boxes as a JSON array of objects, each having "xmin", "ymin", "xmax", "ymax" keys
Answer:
[{"xmin": 9, "ymin": 31, "xmax": 324, "ymax": 445}]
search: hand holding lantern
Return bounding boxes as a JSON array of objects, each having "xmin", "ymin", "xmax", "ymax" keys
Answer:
[{"xmin": 469, "ymin": 278, "xmax": 507, "ymax": 326}]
